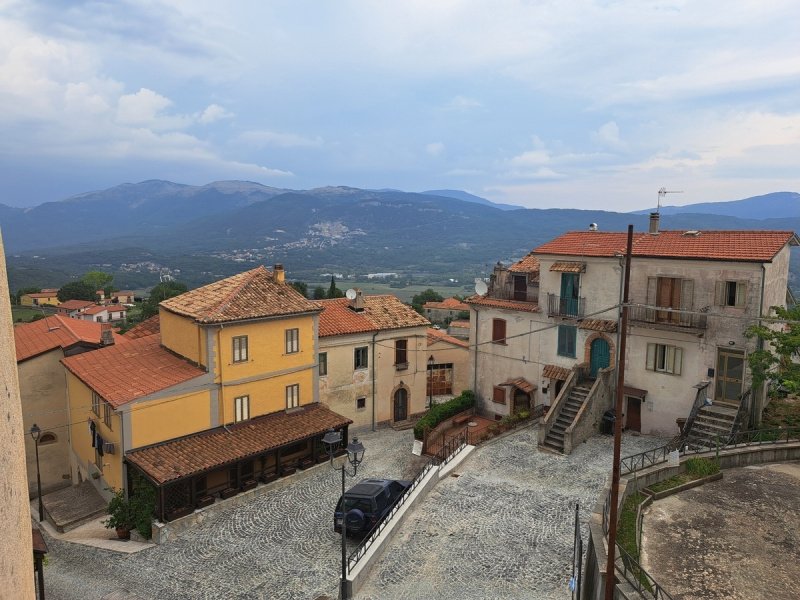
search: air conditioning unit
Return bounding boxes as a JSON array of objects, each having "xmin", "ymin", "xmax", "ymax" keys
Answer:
[{"xmin": 103, "ymin": 442, "xmax": 116, "ymax": 455}]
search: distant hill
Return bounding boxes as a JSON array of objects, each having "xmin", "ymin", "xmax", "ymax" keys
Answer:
[
  {"xmin": 422, "ymin": 189, "xmax": 522, "ymax": 210},
  {"xmin": 632, "ymin": 191, "xmax": 800, "ymax": 219}
]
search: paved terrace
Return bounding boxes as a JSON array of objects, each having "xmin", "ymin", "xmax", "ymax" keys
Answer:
[{"xmin": 42, "ymin": 427, "xmax": 665, "ymax": 600}]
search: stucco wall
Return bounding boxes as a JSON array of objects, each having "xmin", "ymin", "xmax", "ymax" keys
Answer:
[{"xmin": 159, "ymin": 308, "xmax": 204, "ymax": 366}]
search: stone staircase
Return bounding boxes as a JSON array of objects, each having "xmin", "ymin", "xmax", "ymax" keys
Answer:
[
  {"xmin": 683, "ymin": 403, "xmax": 739, "ymax": 449},
  {"xmin": 541, "ymin": 384, "xmax": 592, "ymax": 453}
]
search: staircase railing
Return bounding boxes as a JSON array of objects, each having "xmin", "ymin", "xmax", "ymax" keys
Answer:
[
  {"xmin": 538, "ymin": 368, "xmax": 578, "ymax": 446},
  {"xmin": 679, "ymin": 381, "xmax": 711, "ymax": 444},
  {"xmin": 729, "ymin": 388, "xmax": 752, "ymax": 441}
]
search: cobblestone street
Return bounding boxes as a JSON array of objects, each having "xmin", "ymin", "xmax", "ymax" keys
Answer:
[{"xmin": 43, "ymin": 426, "xmax": 664, "ymax": 600}]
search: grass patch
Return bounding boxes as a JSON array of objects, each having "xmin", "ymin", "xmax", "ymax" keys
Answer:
[
  {"xmin": 617, "ymin": 491, "xmax": 645, "ymax": 561},
  {"xmin": 647, "ymin": 458, "xmax": 720, "ymax": 494},
  {"xmin": 11, "ymin": 306, "xmax": 48, "ymax": 322}
]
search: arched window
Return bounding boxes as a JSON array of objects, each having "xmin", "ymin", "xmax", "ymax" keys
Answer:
[{"xmin": 39, "ymin": 432, "xmax": 57, "ymax": 445}]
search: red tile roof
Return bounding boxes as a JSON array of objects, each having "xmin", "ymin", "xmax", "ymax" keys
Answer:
[
  {"xmin": 534, "ymin": 230, "xmax": 798, "ymax": 262},
  {"xmin": 427, "ymin": 327, "xmax": 468, "ymax": 348},
  {"xmin": 126, "ymin": 403, "xmax": 352, "ymax": 485},
  {"xmin": 160, "ymin": 266, "xmax": 320, "ymax": 324},
  {"xmin": 14, "ymin": 315, "xmax": 119, "ymax": 362},
  {"xmin": 25, "ymin": 292, "xmax": 59, "ymax": 299},
  {"xmin": 464, "ymin": 296, "xmax": 541, "ymax": 313},
  {"xmin": 579, "ymin": 319, "xmax": 617, "ymax": 333},
  {"xmin": 500, "ymin": 377, "xmax": 537, "ymax": 393},
  {"xmin": 124, "ymin": 315, "xmax": 160, "ymax": 339},
  {"xmin": 448, "ymin": 319, "xmax": 471, "ymax": 328},
  {"xmin": 423, "ymin": 297, "xmax": 470, "ymax": 311},
  {"xmin": 509, "ymin": 254, "xmax": 540, "ymax": 274},
  {"xmin": 550, "ymin": 261, "xmax": 586, "ymax": 273},
  {"xmin": 83, "ymin": 304, "xmax": 127, "ymax": 315},
  {"xmin": 317, "ymin": 296, "xmax": 429, "ymax": 337},
  {"xmin": 57, "ymin": 300, "xmax": 95, "ymax": 311},
  {"xmin": 61, "ymin": 335, "xmax": 206, "ymax": 408},
  {"xmin": 542, "ymin": 364, "xmax": 571, "ymax": 380}
]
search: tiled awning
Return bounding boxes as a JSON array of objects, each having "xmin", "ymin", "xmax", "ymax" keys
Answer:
[
  {"xmin": 542, "ymin": 364, "xmax": 571, "ymax": 381},
  {"xmin": 550, "ymin": 261, "xmax": 586, "ymax": 273},
  {"xmin": 126, "ymin": 404, "xmax": 352, "ymax": 485},
  {"xmin": 500, "ymin": 377, "xmax": 537, "ymax": 394},
  {"xmin": 578, "ymin": 319, "xmax": 617, "ymax": 333},
  {"xmin": 623, "ymin": 385, "xmax": 647, "ymax": 399}
]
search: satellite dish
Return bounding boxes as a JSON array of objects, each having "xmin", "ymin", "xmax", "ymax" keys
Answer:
[
  {"xmin": 345, "ymin": 288, "xmax": 357, "ymax": 300},
  {"xmin": 474, "ymin": 279, "xmax": 488, "ymax": 296}
]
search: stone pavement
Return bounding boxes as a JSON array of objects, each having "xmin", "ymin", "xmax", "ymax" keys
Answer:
[{"xmin": 43, "ymin": 426, "xmax": 664, "ymax": 600}]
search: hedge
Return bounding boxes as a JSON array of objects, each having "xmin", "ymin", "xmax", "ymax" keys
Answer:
[{"xmin": 413, "ymin": 390, "xmax": 475, "ymax": 440}]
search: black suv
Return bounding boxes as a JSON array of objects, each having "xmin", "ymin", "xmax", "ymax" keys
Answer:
[{"xmin": 334, "ymin": 478, "xmax": 411, "ymax": 536}]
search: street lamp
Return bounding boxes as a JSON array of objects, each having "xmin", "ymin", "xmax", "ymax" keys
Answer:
[
  {"xmin": 427, "ymin": 355, "xmax": 435, "ymax": 409},
  {"xmin": 29, "ymin": 423, "xmax": 44, "ymax": 522},
  {"xmin": 322, "ymin": 429, "xmax": 365, "ymax": 600}
]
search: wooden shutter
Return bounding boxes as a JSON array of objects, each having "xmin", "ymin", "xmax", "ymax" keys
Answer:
[
  {"xmin": 493, "ymin": 386, "xmax": 506, "ymax": 404},
  {"xmin": 493, "ymin": 319, "xmax": 506, "ymax": 343},
  {"xmin": 646, "ymin": 343, "xmax": 655, "ymax": 370},
  {"xmin": 715, "ymin": 281, "xmax": 726, "ymax": 306},
  {"xmin": 680, "ymin": 279, "xmax": 694, "ymax": 309},
  {"xmin": 673, "ymin": 347, "xmax": 683, "ymax": 375},
  {"xmin": 735, "ymin": 281, "xmax": 747, "ymax": 307}
]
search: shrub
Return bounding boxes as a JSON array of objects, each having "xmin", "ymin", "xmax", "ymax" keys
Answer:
[
  {"xmin": 517, "ymin": 410, "xmax": 531, "ymax": 421},
  {"xmin": 684, "ymin": 457, "xmax": 720, "ymax": 478},
  {"xmin": 414, "ymin": 390, "xmax": 475, "ymax": 440}
]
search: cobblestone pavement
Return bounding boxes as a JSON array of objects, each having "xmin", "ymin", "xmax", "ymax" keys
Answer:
[
  {"xmin": 43, "ymin": 426, "xmax": 665, "ymax": 600},
  {"xmin": 356, "ymin": 428, "xmax": 667, "ymax": 600}
]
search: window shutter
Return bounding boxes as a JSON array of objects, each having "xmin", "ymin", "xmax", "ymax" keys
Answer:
[
  {"xmin": 715, "ymin": 281, "xmax": 725, "ymax": 306},
  {"xmin": 647, "ymin": 277, "xmax": 657, "ymax": 304},
  {"xmin": 673, "ymin": 347, "xmax": 683, "ymax": 375},
  {"xmin": 680, "ymin": 279, "xmax": 694, "ymax": 309},
  {"xmin": 735, "ymin": 281, "xmax": 747, "ymax": 307},
  {"xmin": 493, "ymin": 319, "xmax": 506, "ymax": 342},
  {"xmin": 646, "ymin": 343, "xmax": 655, "ymax": 370},
  {"xmin": 665, "ymin": 345, "xmax": 675, "ymax": 373}
]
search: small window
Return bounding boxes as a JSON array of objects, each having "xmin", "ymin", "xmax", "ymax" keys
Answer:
[
  {"xmin": 103, "ymin": 401, "xmax": 113, "ymax": 429},
  {"xmin": 492, "ymin": 319, "xmax": 506, "ymax": 344},
  {"xmin": 234, "ymin": 395, "xmax": 250, "ymax": 422},
  {"xmin": 493, "ymin": 386, "xmax": 506, "ymax": 404},
  {"xmin": 356, "ymin": 397, "xmax": 366, "ymax": 410},
  {"xmin": 232, "ymin": 336, "xmax": 249, "ymax": 363},
  {"xmin": 646, "ymin": 343, "xmax": 683, "ymax": 375},
  {"xmin": 39, "ymin": 432, "xmax": 57, "ymax": 445},
  {"xmin": 286, "ymin": 384, "xmax": 300, "ymax": 409},
  {"xmin": 715, "ymin": 281, "xmax": 747, "ymax": 308},
  {"xmin": 557, "ymin": 325, "xmax": 577, "ymax": 358},
  {"xmin": 318, "ymin": 352, "xmax": 328, "ymax": 376},
  {"xmin": 92, "ymin": 392, "xmax": 101, "ymax": 416},
  {"xmin": 354, "ymin": 346, "xmax": 368, "ymax": 370},
  {"xmin": 285, "ymin": 328, "xmax": 299, "ymax": 354},
  {"xmin": 394, "ymin": 339, "xmax": 408, "ymax": 369}
]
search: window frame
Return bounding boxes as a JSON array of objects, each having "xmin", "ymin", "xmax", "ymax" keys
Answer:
[
  {"xmin": 646, "ymin": 343, "xmax": 683, "ymax": 375},
  {"xmin": 318, "ymin": 352, "xmax": 328, "ymax": 376},
  {"xmin": 557, "ymin": 325, "xmax": 577, "ymax": 358},
  {"xmin": 492, "ymin": 386, "xmax": 507, "ymax": 405},
  {"xmin": 234, "ymin": 394, "xmax": 250, "ymax": 423},
  {"xmin": 103, "ymin": 401, "xmax": 113, "ymax": 429},
  {"xmin": 492, "ymin": 318, "xmax": 507, "ymax": 344},
  {"xmin": 92, "ymin": 391, "xmax": 101, "ymax": 417},
  {"xmin": 232, "ymin": 335, "xmax": 249, "ymax": 363},
  {"xmin": 356, "ymin": 397, "xmax": 367, "ymax": 410},
  {"xmin": 285, "ymin": 328, "xmax": 300, "ymax": 354},
  {"xmin": 286, "ymin": 383, "xmax": 300, "ymax": 409},
  {"xmin": 716, "ymin": 280, "xmax": 747, "ymax": 308},
  {"xmin": 354, "ymin": 346, "xmax": 369, "ymax": 370},
  {"xmin": 394, "ymin": 339, "xmax": 408, "ymax": 369}
]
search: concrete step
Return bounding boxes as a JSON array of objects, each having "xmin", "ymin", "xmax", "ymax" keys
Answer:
[
  {"xmin": 540, "ymin": 441, "xmax": 565, "ymax": 454},
  {"xmin": 694, "ymin": 413, "xmax": 736, "ymax": 428}
]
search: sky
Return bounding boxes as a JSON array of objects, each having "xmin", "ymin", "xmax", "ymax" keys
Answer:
[{"xmin": 1, "ymin": 0, "xmax": 800, "ymax": 210}]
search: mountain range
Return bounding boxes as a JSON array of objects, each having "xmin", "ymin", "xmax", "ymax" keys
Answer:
[{"xmin": 2, "ymin": 181, "xmax": 798, "ymax": 293}]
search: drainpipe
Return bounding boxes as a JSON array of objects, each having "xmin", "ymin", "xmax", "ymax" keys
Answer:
[
  {"xmin": 371, "ymin": 330, "xmax": 378, "ymax": 431},
  {"xmin": 472, "ymin": 307, "xmax": 479, "ymax": 397},
  {"xmin": 754, "ymin": 264, "xmax": 767, "ymax": 424},
  {"xmin": 217, "ymin": 325, "xmax": 232, "ymax": 433}
]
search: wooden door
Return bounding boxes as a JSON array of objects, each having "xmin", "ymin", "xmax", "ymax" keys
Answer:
[
  {"xmin": 715, "ymin": 350, "xmax": 744, "ymax": 405},
  {"xmin": 394, "ymin": 388, "xmax": 408, "ymax": 421},
  {"xmin": 626, "ymin": 397, "xmax": 642, "ymax": 432},
  {"xmin": 513, "ymin": 275, "xmax": 527, "ymax": 301},
  {"xmin": 590, "ymin": 338, "xmax": 610, "ymax": 378}
]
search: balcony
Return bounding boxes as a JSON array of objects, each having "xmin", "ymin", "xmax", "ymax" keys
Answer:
[
  {"xmin": 489, "ymin": 287, "xmax": 538, "ymax": 303},
  {"xmin": 547, "ymin": 293, "xmax": 585, "ymax": 318},
  {"xmin": 628, "ymin": 304, "xmax": 707, "ymax": 331}
]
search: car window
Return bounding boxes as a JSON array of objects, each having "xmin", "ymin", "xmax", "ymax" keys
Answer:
[
  {"xmin": 343, "ymin": 497, "xmax": 372, "ymax": 512},
  {"xmin": 389, "ymin": 481, "xmax": 407, "ymax": 497},
  {"xmin": 375, "ymin": 490, "xmax": 390, "ymax": 513}
]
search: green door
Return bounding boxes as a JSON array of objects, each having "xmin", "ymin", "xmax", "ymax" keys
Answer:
[
  {"xmin": 560, "ymin": 273, "xmax": 580, "ymax": 316},
  {"xmin": 590, "ymin": 338, "xmax": 610, "ymax": 378}
]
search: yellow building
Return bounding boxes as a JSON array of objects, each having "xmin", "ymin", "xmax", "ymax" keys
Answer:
[
  {"xmin": 62, "ymin": 265, "xmax": 351, "ymax": 522},
  {"xmin": 20, "ymin": 289, "xmax": 60, "ymax": 307},
  {"xmin": 426, "ymin": 327, "xmax": 471, "ymax": 400}
]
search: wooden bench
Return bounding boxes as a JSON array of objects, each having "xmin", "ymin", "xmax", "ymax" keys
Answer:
[{"xmin": 453, "ymin": 414, "xmax": 471, "ymax": 426}]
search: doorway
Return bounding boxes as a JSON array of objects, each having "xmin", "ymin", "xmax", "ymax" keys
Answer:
[
  {"xmin": 715, "ymin": 349, "xmax": 744, "ymax": 406},
  {"xmin": 590, "ymin": 338, "xmax": 610, "ymax": 378},
  {"xmin": 393, "ymin": 388, "xmax": 408, "ymax": 421},
  {"xmin": 626, "ymin": 397, "xmax": 642, "ymax": 432}
]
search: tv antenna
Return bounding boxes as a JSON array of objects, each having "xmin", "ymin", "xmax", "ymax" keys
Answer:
[{"xmin": 657, "ymin": 187, "xmax": 683, "ymax": 212}]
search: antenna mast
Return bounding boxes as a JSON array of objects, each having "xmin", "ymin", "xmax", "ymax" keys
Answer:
[{"xmin": 657, "ymin": 187, "xmax": 683, "ymax": 212}]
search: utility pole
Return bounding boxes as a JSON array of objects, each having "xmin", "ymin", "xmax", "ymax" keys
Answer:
[{"xmin": 604, "ymin": 224, "xmax": 633, "ymax": 599}]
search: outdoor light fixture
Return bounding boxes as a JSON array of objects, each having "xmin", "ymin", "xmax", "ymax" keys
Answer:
[
  {"xmin": 321, "ymin": 428, "xmax": 366, "ymax": 600},
  {"xmin": 29, "ymin": 423, "xmax": 44, "ymax": 522}
]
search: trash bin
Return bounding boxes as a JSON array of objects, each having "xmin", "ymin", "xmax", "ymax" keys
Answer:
[{"xmin": 601, "ymin": 409, "xmax": 616, "ymax": 435}]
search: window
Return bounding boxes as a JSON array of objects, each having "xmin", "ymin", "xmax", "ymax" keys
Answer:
[
  {"xmin": 103, "ymin": 401, "xmax": 113, "ymax": 429},
  {"xmin": 232, "ymin": 336, "xmax": 249, "ymax": 363},
  {"xmin": 354, "ymin": 346, "xmax": 368, "ymax": 370},
  {"xmin": 646, "ymin": 343, "xmax": 683, "ymax": 375},
  {"xmin": 356, "ymin": 397, "xmax": 366, "ymax": 410},
  {"xmin": 92, "ymin": 392, "xmax": 101, "ymax": 416},
  {"xmin": 492, "ymin": 386, "xmax": 507, "ymax": 405},
  {"xmin": 715, "ymin": 280, "xmax": 747, "ymax": 307},
  {"xmin": 318, "ymin": 352, "xmax": 328, "ymax": 376},
  {"xmin": 557, "ymin": 325, "xmax": 577, "ymax": 358},
  {"xmin": 286, "ymin": 384, "xmax": 300, "ymax": 409},
  {"xmin": 234, "ymin": 395, "xmax": 250, "ymax": 422},
  {"xmin": 285, "ymin": 328, "xmax": 299, "ymax": 354},
  {"xmin": 647, "ymin": 276, "xmax": 694, "ymax": 324},
  {"xmin": 394, "ymin": 339, "xmax": 408, "ymax": 368},
  {"xmin": 492, "ymin": 319, "xmax": 507, "ymax": 344},
  {"xmin": 39, "ymin": 432, "xmax": 57, "ymax": 445}
]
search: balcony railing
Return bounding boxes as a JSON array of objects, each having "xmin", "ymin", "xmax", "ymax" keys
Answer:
[
  {"xmin": 546, "ymin": 293, "xmax": 585, "ymax": 318},
  {"xmin": 488, "ymin": 287, "xmax": 538, "ymax": 303},
  {"xmin": 628, "ymin": 304, "xmax": 707, "ymax": 330}
]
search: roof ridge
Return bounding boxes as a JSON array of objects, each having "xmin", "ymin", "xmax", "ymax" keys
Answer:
[
  {"xmin": 46, "ymin": 314, "xmax": 81, "ymax": 343},
  {"xmin": 201, "ymin": 266, "xmax": 266, "ymax": 322}
]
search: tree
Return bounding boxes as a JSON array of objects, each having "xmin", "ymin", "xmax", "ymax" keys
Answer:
[
  {"xmin": 58, "ymin": 281, "xmax": 98, "ymax": 302},
  {"xmin": 140, "ymin": 281, "xmax": 188, "ymax": 319},
  {"xmin": 411, "ymin": 288, "xmax": 444, "ymax": 313},
  {"xmin": 746, "ymin": 305, "xmax": 800, "ymax": 393},
  {"xmin": 81, "ymin": 271, "xmax": 114, "ymax": 292},
  {"xmin": 327, "ymin": 276, "xmax": 344, "ymax": 299},
  {"xmin": 289, "ymin": 281, "xmax": 308, "ymax": 297},
  {"xmin": 313, "ymin": 286, "xmax": 327, "ymax": 300}
]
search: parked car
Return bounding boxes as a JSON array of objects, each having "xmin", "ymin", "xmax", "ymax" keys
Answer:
[{"xmin": 334, "ymin": 478, "xmax": 412, "ymax": 536}]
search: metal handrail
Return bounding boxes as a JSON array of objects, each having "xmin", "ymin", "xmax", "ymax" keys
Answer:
[
  {"xmin": 615, "ymin": 543, "xmax": 676, "ymax": 600},
  {"xmin": 729, "ymin": 389, "xmax": 752, "ymax": 440},
  {"xmin": 679, "ymin": 382, "xmax": 711, "ymax": 444}
]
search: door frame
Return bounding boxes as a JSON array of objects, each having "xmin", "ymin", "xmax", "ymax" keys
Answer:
[
  {"xmin": 714, "ymin": 348, "xmax": 745, "ymax": 404},
  {"xmin": 393, "ymin": 386, "xmax": 409, "ymax": 422},
  {"xmin": 589, "ymin": 337, "xmax": 611, "ymax": 378},
  {"xmin": 625, "ymin": 396, "xmax": 642, "ymax": 433}
]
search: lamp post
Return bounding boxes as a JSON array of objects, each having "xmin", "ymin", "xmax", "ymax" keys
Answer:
[
  {"xmin": 427, "ymin": 355, "xmax": 435, "ymax": 409},
  {"xmin": 29, "ymin": 423, "xmax": 44, "ymax": 522},
  {"xmin": 322, "ymin": 429, "xmax": 366, "ymax": 600}
]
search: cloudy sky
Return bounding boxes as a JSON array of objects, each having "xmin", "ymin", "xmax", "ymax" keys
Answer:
[{"xmin": 2, "ymin": 0, "xmax": 799, "ymax": 210}]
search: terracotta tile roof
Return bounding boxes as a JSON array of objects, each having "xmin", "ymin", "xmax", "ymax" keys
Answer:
[
  {"xmin": 427, "ymin": 327, "xmax": 468, "ymax": 348},
  {"xmin": 448, "ymin": 319, "xmax": 471, "ymax": 328},
  {"xmin": 550, "ymin": 261, "xmax": 586, "ymax": 273},
  {"xmin": 542, "ymin": 364, "xmax": 571, "ymax": 380},
  {"xmin": 57, "ymin": 300, "xmax": 95, "ymax": 311},
  {"xmin": 26, "ymin": 292, "xmax": 59, "ymax": 299},
  {"xmin": 124, "ymin": 315, "xmax": 161, "ymax": 339},
  {"xmin": 464, "ymin": 295, "xmax": 541, "ymax": 313},
  {"xmin": 317, "ymin": 296, "xmax": 429, "ymax": 337},
  {"xmin": 160, "ymin": 266, "xmax": 320, "ymax": 324},
  {"xmin": 500, "ymin": 377, "xmax": 537, "ymax": 393},
  {"xmin": 14, "ymin": 315, "xmax": 117, "ymax": 362},
  {"xmin": 623, "ymin": 385, "xmax": 647, "ymax": 399},
  {"xmin": 84, "ymin": 304, "xmax": 127, "ymax": 315},
  {"xmin": 62, "ymin": 335, "xmax": 206, "ymax": 408},
  {"xmin": 423, "ymin": 297, "xmax": 470, "ymax": 311},
  {"xmin": 579, "ymin": 319, "xmax": 617, "ymax": 333},
  {"xmin": 534, "ymin": 230, "xmax": 798, "ymax": 262},
  {"xmin": 509, "ymin": 254, "xmax": 540, "ymax": 274},
  {"xmin": 126, "ymin": 404, "xmax": 352, "ymax": 485}
]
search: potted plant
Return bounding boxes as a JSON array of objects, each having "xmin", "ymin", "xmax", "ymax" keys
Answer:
[{"xmin": 103, "ymin": 488, "xmax": 132, "ymax": 540}]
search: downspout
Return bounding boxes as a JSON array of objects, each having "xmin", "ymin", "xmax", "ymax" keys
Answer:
[
  {"xmin": 217, "ymin": 325, "xmax": 231, "ymax": 433},
  {"xmin": 472, "ymin": 307, "xmax": 479, "ymax": 396},
  {"xmin": 754, "ymin": 264, "xmax": 767, "ymax": 425},
  {"xmin": 371, "ymin": 331, "xmax": 378, "ymax": 431}
]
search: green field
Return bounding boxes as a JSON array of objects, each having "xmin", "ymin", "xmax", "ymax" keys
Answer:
[
  {"xmin": 305, "ymin": 281, "xmax": 472, "ymax": 303},
  {"xmin": 11, "ymin": 305, "xmax": 53, "ymax": 323}
]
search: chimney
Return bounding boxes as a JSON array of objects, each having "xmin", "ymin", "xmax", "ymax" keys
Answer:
[
  {"xmin": 100, "ymin": 323, "xmax": 114, "ymax": 346},
  {"xmin": 649, "ymin": 211, "xmax": 660, "ymax": 235},
  {"xmin": 273, "ymin": 264, "xmax": 285, "ymax": 283},
  {"xmin": 352, "ymin": 288, "xmax": 365, "ymax": 311}
]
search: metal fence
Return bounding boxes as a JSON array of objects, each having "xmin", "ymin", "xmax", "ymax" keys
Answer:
[{"xmin": 615, "ymin": 542, "xmax": 675, "ymax": 600}]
